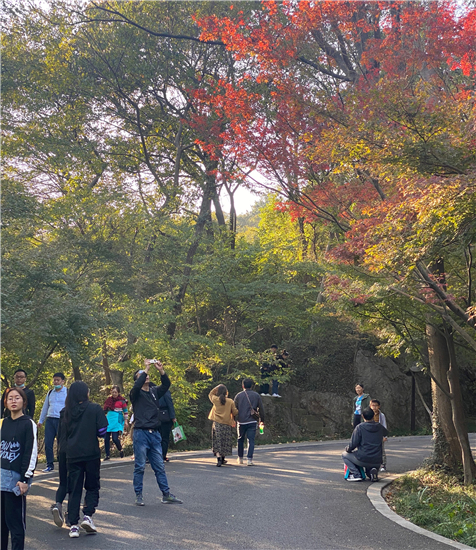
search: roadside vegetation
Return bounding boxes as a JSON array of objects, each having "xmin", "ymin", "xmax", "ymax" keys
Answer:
[{"xmin": 386, "ymin": 469, "xmax": 476, "ymax": 548}]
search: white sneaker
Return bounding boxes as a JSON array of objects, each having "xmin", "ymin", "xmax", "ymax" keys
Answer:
[
  {"xmin": 380, "ymin": 466, "xmax": 387, "ymax": 472},
  {"xmin": 272, "ymin": 393, "xmax": 282, "ymax": 397},
  {"xmin": 51, "ymin": 502, "xmax": 64, "ymax": 527},
  {"xmin": 80, "ymin": 515, "xmax": 97, "ymax": 534},
  {"xmin": 237, "ymin": 457, "xmax": 244, "ymax": 464},
  {"xmin": 265, "ymin": 393, "xmax": 271, "ymax": 396},
  {"xmin": 260, "ymin": 393, "xmax": 266, "ymax": 396},
  {"xmin": 346, "ymin": 474, "xmax": 363, "ymax": 482},
  {"xmin": 69, "ymin": 526, "xmax": 80, "ymax": 538},
  {"xmin": 247, "ymin": 459, "xmax": 254, "ymax": 466}
]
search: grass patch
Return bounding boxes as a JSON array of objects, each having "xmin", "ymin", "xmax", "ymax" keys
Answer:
[{"xmin": 385, "ymin": 469, "xmax": 476, "ymax": 548}]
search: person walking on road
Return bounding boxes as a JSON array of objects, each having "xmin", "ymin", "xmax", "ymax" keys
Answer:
[
  {"xmin": 234, "ymin": 379, "xmax": 265, "ymax": 466},
  {"xmin": 208, "ymin": 385, "xmax": 238, "ymax": 467},
  {"xmin": 1, "ymin": 387, "xmax": 38, "ymax": 550},
  {"xmin": 352, "ymin": 383, "xmax": 371, "ymax": 429},
  {"xmin": 130, "ymin": 359, "xmax": 182, "ymax": 506},
  {"xmin": 158, "ymin": 390, "xmax": 176, "ymax": 462},
  {"xmin": 103, "ymin": 386, "xmax": 128, "ymax": 460},
  {"xmin": 342, "ymin": 407, "xmax": 388, "ymax": 482},
  {"xmin": 38, "ymin": 373, "xmax": 67, "ymax": 472},
  {"xmin": 1, "ymin": 369, "xmax": 36, "ymax": 419},
  {"xmin": 63, "ymin": 381, "xmax": 108, "ymax": 538},
  {"xmin": 50, "ymin": 410, "xmax": 69, "ymax": 529}
]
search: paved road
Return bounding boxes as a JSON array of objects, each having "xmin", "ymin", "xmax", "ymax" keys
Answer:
[{"xmin": 25, "ymin": 435, "xmax": 474, "ymax": 550}]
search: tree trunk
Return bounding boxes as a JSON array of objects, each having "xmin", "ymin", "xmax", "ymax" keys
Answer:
[
  {"xmin": 228, "ymin": 190, "xmax": 237, "ymax": 251},
  {"xmin": 71, "ymin": 355, "xmax": 82, "ymax": 381},
  {"xmin": 426, "ymin": 323, "xmax": 460, "ymax": 469},
  {"xmin": 444, "ymin": 326, "xmax": 476, "ymax": 485},
  {"xmin": 167, "ymin": 163, "xmax": 216, "ymax": 337},
  {"xmin": 297, "ymin": 217, "xmax": 307, "ymax": 259},
  {"xmin": 110, "ymin": 369, "xmax": 124, "ymax": 394},
  {"xmin": 101, "ymin": 337, "xmax": 111, "ymax": 385}
]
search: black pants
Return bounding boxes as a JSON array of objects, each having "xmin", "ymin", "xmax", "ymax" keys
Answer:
[
  {"xmin": 55, "ymin": 452, "xmax": 68, "ymax": 504},
  {"xmin": 1, "ymin": 491, "xmax": 26, "ymax": 550},
  {"xmin": 260, "ymin": 382, "xmax": 270, "ymax": 394},
  {"xmin": 67, "ymin": 459, "xmax": 101, "ymax": 526},
  {"xmin": 159, "ymin": 421, "xmax": 173, "ymax": 460},
  {"xmin": 104, "ymin": 432, "xmax": 122, "ymax": 457},
  {"xmin": 353, "ymin": 414, "xmax": 362, "ymax": 428}
]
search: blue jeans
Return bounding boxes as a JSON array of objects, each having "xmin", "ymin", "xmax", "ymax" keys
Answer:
[
  {"xmin": 45, "ymin": 417, "xmax": 60, "ymax": 468},
  {"xmin": 133, "ymin": 429, "xmax": 169, "ymax": 496},
  {"xmin": 237, "ymin": 423, "xmax": 257, "ymax": 459},
  {"xmin": 271, "ymin": 379, "xmax": 279, "ymax": 394}
]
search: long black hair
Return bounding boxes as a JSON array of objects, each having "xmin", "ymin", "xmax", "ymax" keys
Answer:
[
  {"xmin": 216, "ymin": 384, "xmax": 227, "ymax": 406},
  {"xmin": 64, "ymin": 381, "xmax": 89, "ymax": 424}
]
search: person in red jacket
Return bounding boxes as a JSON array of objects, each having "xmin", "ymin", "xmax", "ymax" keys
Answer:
[{"xmin": 103, "ymin": 386, "xmax": 129, "ymax": 460}]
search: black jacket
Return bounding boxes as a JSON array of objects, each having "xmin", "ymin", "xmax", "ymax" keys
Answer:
[
  {"xmin": 158, "ymin": 390, "xmax": 176, "ymax": 423},
  {"xmin": 63, "ymin": 401, "xmax": 108, "ymax": 462},
  {"xmin": 1, "ymin": 387, "xmax": 36, "ymax": 419},
  {"xmin": 130, "ymin": 372, "xmax": 171, "ymax": 430},
  {"xmin": 346, "ymin": 420, "xmax": 388, "ymax": 465},
  {"xmin": 0, "ymin": 415, "xmax": 38, "ymax": 483}
]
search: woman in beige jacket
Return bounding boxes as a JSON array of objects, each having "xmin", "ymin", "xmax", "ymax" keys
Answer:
[{"xmin": 208, "ymin": 385, "xmax": 239, "ymax": 466}]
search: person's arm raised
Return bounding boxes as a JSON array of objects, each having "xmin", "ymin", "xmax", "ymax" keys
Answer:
[{"xmin": 153, "ymin": 361, "xmax": 171, "ymax": 400}]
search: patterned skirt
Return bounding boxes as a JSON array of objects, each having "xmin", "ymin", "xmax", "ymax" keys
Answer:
[{"xmin": 211, "ymin": 422, "xmax": 233, "ymax": 457}]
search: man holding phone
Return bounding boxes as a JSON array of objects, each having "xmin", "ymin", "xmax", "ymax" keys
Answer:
[{"xmin": 130, "ymin": 359, "xmax": 183, "ymax": 506}]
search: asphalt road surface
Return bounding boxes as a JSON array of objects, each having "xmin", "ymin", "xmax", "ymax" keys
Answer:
[{"xmin": 25, "ymin": 435, "xmax": 474, "ymax": 550}]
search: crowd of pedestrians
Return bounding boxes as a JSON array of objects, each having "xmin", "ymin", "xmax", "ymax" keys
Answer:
[{"xmin": 1, "ymin": 355, "xmax": 391, "ymax": 547}]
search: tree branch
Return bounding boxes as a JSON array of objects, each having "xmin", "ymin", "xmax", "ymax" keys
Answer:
[{"xmin": 86, "ymin": 3, "xmax": 225, "ymax": 45}]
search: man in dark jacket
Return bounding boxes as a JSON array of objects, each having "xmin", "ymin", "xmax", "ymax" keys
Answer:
[
  {"xmin": 1, "ymin": 369, "xmax": 36, "ymax": 419},
  {"xmin": 158, "ymin": 390, "xmax": 176, "ymax": 462},
  {"xmin": 234, "ymin": 379, "xmax": 265, "ymax": 466},
  {"xmin": 130, "ymin": 359, "xmax": 182, "ymax": 506},
  {"xmin": 342, "ymin": 407, "xmax": 388, "ymax": 482}
]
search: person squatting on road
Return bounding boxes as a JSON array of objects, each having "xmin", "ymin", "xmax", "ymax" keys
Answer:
[
  {"xmin": 1, "ymin": 387, "xmax": 38, "ymax": 550},
  {"xmin": 351, "ymin": 383, "xmax": 371, "ymax": 429},
  {"xmin": 130, "ymin": 359, "xmax": 182, "ymax": 506},
  {"xmin": 38, "ymin": 372, "xmax": 67, "ymax": 472},
  {"xmin": 103, "ymin": 385, "xmax": 129, "ymax": 460},
  {"xmin": 62, "ymin": 381, "xmax": 108, "ymax": 539},
  {"xmin": 1, "ymin": 369, "xmax": 36, "ymax": 419},
  {"xmin": 342, "ymin": 407, "xmax": 388, "ymax": 482},
  {"xmin": 234, "ymin": 379, "xmax": 265, "ymax": 466},
  {"xmin": 208, "ymin": 385, "xmax": 238, "ymax": 467}
]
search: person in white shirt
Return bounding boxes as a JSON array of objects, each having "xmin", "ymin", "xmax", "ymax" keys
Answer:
[{"xmin": 38, "ymin": 373, "xmax": 67, "ymax": 472}]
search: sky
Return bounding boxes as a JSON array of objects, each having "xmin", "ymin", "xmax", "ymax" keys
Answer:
[{"xmin": 220, "ymin": 185, "xmax": 262, "ymax": 215}]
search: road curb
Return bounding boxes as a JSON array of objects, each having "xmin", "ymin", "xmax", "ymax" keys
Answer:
[{"xmin": 367, "ymin": 474, "xmax": 474, "ymax": 550}]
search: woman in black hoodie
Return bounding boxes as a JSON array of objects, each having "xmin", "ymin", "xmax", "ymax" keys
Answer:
[
  {"xmin": 63, "ymin": 381, "xmax": 108, "ymax": 539},
  {"xmin": 1, "ymin": 387, "xmax": 38, "ymax": 550}
]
